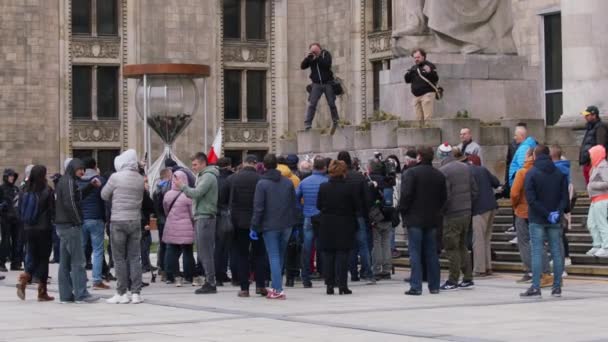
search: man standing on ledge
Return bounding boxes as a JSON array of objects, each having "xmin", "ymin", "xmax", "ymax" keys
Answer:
[
  {"xmin": 404, "ymin": 48, "xmax": 439, "ymax": 125},
  {"xmin": 301, "ymin": 43, "xmax": 339, "ymax": 135},
  {"xmin": 579, "ymin": 106, "xmax": 607, "ymax": 184}
]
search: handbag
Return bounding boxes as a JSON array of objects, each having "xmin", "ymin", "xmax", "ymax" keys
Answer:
[
  {"xmin": 217, "ymin": 183, "xmax": 235, "ymax": 239},
  {"xmin": 330, "ymin": 77, "xmax": 344, "ymax": 96},
  {"xmin": 417, "ymin": 68, "xmax": 443, "ymax": 100}
]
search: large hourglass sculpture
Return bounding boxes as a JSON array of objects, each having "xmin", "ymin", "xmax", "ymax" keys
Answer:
[{"xmin": 123, "ymin": 64, "xmax": 210, "ymax": 190}]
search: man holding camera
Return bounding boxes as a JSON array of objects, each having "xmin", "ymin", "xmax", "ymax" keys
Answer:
[
  {"xmin": 301, "ymin": 43, "xmax": 339, "ymax": 134},
  {"xmin": 404, "ymin": 48, "xmax": 439, "ymax": 124}
]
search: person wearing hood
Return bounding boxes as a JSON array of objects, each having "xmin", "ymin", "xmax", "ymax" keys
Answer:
[
  {"xmin": 77, "ymin": 157, "xmax": 109, "ymax": 290},
  {"xmin": 0, "ymin": 168, "xmax": 22, "ymax": 272},
  {"xmin": 520, "ymin": 145, "xmax": 568, "ymax": 299},
  {"xmin": 101, "ymin": 150, "xmax": 145, "ymax": 304},
  {"xmin": 215, "ymin": 157, "xmax": 235, "ymax": 286},
  {"xmin": 550, "ymin": 145, "xmax": 573, "ymax": 268},
  {"xmin": 586, "ymin": 145, "xmax": 608, "ymax": 258},
  {"xmin": 165, "ymin": 158, "xmax": 196, "ymax": 187},
  {"xmin": 251, "ymin": 154, "xmax": 297, "ymax": 300},
  {"xmin": 174, "ymin": 152, "xmax": 219, "ymax": 295},
  {"xmin": 55, "ymin": 158, "xmax": 101, "ymax": 303},
  {"xmin": 277, "ymin": 158, "xmax": 301, "ymax": 188}
]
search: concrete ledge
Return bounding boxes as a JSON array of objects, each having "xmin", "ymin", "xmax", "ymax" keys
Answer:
[
  {"xmin": 546, "ymin": 126, "xmax": 577, "ymax": 145},
  {"xmin": 297, "ymin": 129, "xmax": 321, "ymax": 154},
  {"xmin": 480, "ymin": 126, "xmax": 510, "ymax": 146},
  {"xmin": 278, "ymin": 139, "xmax": 297, "ymax": 155},
  {"xmin": 397, "ymin": 127, "xmax": 441, "ymax": 147},
  {"xmin": 354, "ymin": 131, "xmax": 371, "ymax": 150},
  {"xmin": 434, "ymin": 118, "xmax": 480, "ymax": 145},
  {"xmin": 371, "ymin": 120, "xmax": 398, "ymax": 149},
  {"xmin": 332, "ymin": 126, "xmax": 355, "ymax": 151},
  {"xmin": 319, "ymin": 134, "xmax": 332, "ymax": 153}
]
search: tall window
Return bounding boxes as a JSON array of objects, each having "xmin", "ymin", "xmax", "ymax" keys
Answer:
[
  {"xmin": 223, "ymin": 0, "xmax": 266, "ymax": 40},
  {"xmin": 72, "ymin": 65, "xmax": 119, "ymax": 120},
  {"xmin": 372, "ymin": 61, "xmax": 383, "ymax": 111},
  {"xmin": 543, "ymin": 13, "xmax": 562, "ymax": 125},
  {"xmin": 72, "ymin": 0, "xmax": 118, "ymax": 36},
  {"xmin": 223, "ymin": 69, "xmax": 267, "ymax": 121},
  {"xmin": 387, "ymin": 0, "xmax": 392, "ymax": 29},
  {"xmin": 373, "ymin": 0, "xmax": 383, "ymax": 31}
]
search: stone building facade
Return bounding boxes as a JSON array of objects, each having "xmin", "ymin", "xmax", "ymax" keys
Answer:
[{"xmin": 0, "ymin": 0, "xmax": 605, "ymax": 177}]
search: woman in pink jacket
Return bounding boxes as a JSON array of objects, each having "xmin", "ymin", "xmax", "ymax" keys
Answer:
[{"xmin": 163, "ymin": 170, "xmax": 196, "ymax": 286}]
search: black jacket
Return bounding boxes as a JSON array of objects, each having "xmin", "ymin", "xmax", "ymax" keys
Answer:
[
  {"xmin": 316, "ymin": 178, "xmax": 360, "ymax": 251},
  {"xmin": 399, "ymin": 163, "xmax": 447, "ymax": 229},
  {"xmin": 301, "ymin": 49, "xmax": 334, "ymax": 84},
  {"xmin": 0, "ymin": 169, "xmax": 19, "ymax": 222},
  {"xmin": 345, "ymin": 169, "xmax": 371, "ymax": 218},
  {"xmin": 227, "ymin": 167, "xmax": 260, "ymax": 230},
  {"xmin": 368, "ymin": 172, "xmax": 396, "ymax": 223},
  {"xmin": 524, "ymin": 154, "xmax": 569, "ymax": 225},
  {"xmin": 580, "ymin": 119, "xmax": 608, "ymax": 166},
  {"xmin": 55, "ymin": 159, "xmax": 95, "ymax": 226},
  {"xmin": 217, "ymin": 168, "xmax": 234, "ymax": 210},
  {"xmin": 504, "ymin": 139, "xmax": 520, "ymax": 184},
  {"xmin": 404, "ymin": 61, "xmax": 439, "ymax": 97},
  {"xmin": 470, "ymin": 165, "xmax": 500, "ymax": 216},
  {"xmin": 251, "ymin": 168, "xmax": 297, "ymax": 232}
]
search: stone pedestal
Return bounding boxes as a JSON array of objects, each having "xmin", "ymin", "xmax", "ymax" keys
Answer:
[
  {"xmin": 480, "ymin": 126, "xmax": 510, "ymax": 146},
  {"xmin": 332, "ymin": 126, "xmax": 355, "ymax": 151},
  {"xmin": 397, "ymin": 127, "xmax": 441, "ymax": 147},
  {"xmin": 319, "ymin": 135, "xmax": 333, "ymax": 153},
  {"xmin": 278, "ymin": 139, "xmax": 298, "ymax": 155},
  {"xmin": 434, "ymin": 118, "xmax": 480, "ymax": 146},
  {"xmin": 371, "ymin": 120, "xmax": 398, "ymax": 149},
  {"xmin": 354, "ymin": 131, "xmax": 371, "ymax": 150},
  {"xmin": 297, "ymin": 129, "xmax": 321, "ymax": 154}
]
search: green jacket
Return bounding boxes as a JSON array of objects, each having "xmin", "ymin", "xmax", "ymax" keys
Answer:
[{"xmin": 181, "ymin": 165, "xmax": 219, "ymax": 219}]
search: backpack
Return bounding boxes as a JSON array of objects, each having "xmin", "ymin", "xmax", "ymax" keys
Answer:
[{"xmin": 19, "ymin": 191, "xmax": 40, "ymax": 225}]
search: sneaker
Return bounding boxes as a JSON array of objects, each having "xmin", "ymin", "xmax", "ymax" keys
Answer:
[
  {"xmin": 330, "ymin": 122, "xmax": 338, "ymax": 135},
  {"xmin": 92, "ymin": 282, "xmax": 111, "ymax": 290},
  {"xmin": 506, "ymin": 226, "xmax": 516, "ymax": 234},
  {"xmin": 237, "ymin": 290, "xmax": 250, "ymax": 298},
  {"xmin": 586, "ymin": 247, "xmax": 600, "ymax": 256},
  {"xmin": 429, "ymin": 289, "xmax": 440, "ymax": 294},
  {"xmin": 195, "ymin": 283, "xmax": 217, "ymax": 294},
  {"xmin": 405, "ymin": 289, "xmax": 422, "ymax": 296},
  {"xmin": 594, "ymin": 248, "xmax": 608, "ymax": 257},
  {"xmin": 520, "ymin": 287, "xmax": 541, "ymax": 299},
  {"xmin": 363, "ymin": 277, "xmax": 377, "ymax": 285},
  {"xmin": 256, "ymin": 287, "xmax": 268, "ymax": 297},
  {"xmin": 562, "ymin": 271, "xmax": 568, "ymax": 278},
  {"xmin": 192, "ymin": 276, "xmax": 203, "ymax": 287},
  {"xmin": 509, "ymin": 237, "xmax": 518, "ymax": 245},
  {"xmin": 106, "ymin": 293, "xmax": 130, "ymax": 304},
  {"xmin": 303, "ymin": 281, "xmax": 313, "ymax": 288},
  {"xmin": 267, "ymin": 289, "xmax": 286, "ymax": 300},
  {"xmin": 75, "ymin": 295, "xmax": 100, "ymax": 304},
  {"xmin": 59, "ymin": 300, "xmax": 74, "ymax": 304},
  {"xmin": 516, "ymin": 274, "xmax": 532, "ymax": 283},
  {"xmin": 175, "ymin": 277, "xmax": 183, "ymax": 287},
  {"xmin": 540, "ymin": 274, "xmax": 554, "ymax": 288},
  {"xmin": 458, "ymin": 280, "xmax": 475, "ymax": 289},
  {"xmin": 440, "ymin": 281, "xmax": 459, "ymax": 291},
  {"xmin": 564, "ymin": 257, "xmax": 572, "ymax": 266},
  {"xmin": 551, "ymin": 287, "xmax": 562, "ymax": 298},
  {"xmin": 131, "ymin": 293, "xmax": 143, "ymax": 304}
]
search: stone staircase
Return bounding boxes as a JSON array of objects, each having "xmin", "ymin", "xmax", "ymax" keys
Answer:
[{"xmin": 394, "ymin": 197, "xmax": 608, "ymax": 277}]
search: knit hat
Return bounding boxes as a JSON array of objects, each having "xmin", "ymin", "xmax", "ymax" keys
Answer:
[
  {"xmin": 436, "ymin": 142, "xmax": 453, "ymax": 159},
  {"xmin": 286, "ymin": 154, "xmax": 299, "ymax": 169}
]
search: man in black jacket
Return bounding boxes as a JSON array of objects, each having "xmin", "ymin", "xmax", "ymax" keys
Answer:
[
  {"xmin": 215, "ymin": 157, "xmax": 235, "ymax": 285},
  {"xmin": 579, "ymin": 105, "xmax": 607, "ymax": 184},
  {"xmin": 55, "ymin": 158, "xmax": 101, "ymax": 303},
  {"xmin": 404, "ymin": 48, "xmax": 439, "ymax": 124},
  {"xmin": 228, "ymin": 155, "xmax": 267, "ymax": 297},
  {"xmin": 400, "ymin": 146, "xmax": 447, "ymax": 295},
  {"xmin": 0, "ymin": 168, "xmax": 22, "ymax": 272},
  {"xmin": 301, "ymin": 42, "xmax": 339, "ymax": 134}
]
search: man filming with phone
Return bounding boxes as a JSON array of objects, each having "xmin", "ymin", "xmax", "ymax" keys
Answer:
[{"xmin": 301, "ymin": 42, "xmax": 340, "ymax": 135}]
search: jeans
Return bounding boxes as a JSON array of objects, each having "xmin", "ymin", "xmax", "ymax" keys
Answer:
[
  {"xmin": 263, "ymin": 228, "xmax": 292, "ymax": 292},
  {"xmin": 515, "ymin": 217, "xmax": 549, "ymax": 274},
  {"xmin": 304, "ymin": 83, "xmax": 339, "ymax": 128},
  {"xmin": 530, "ymin": 223, "xmax": 563, "ymax": 290},
  {"xmin": 111, "ymin": 221, "xmax": 143, "ymax": 295},
  {"xmin": 301, "ymin": 218, "xmax": 315, "ymax": 282},
  {"xmin": 215, "ymin": 215, "xmax": 233, "ymax": 282},
  {"xmin": 372, "ymin": 221, "xmax": 392, "ymax": 275},
  {"xmin": 81, "ymin": 219, "xmax": 105, "ymax": 283},
  {"xmin": 443, "ymin": 216, "xmax": 473, "ymax": 283},
  {"xmin": 235, "ymin": 227, "xmax": 268, "ymax": 291},
  {"xmin": 323, "ymin": 250, "xmax": 349, "ymax": 288},
  {"xmin": 52, "ymin": 224, "xmax": 60, "ymax": 262},
  {"xmin": 164, "ymin": 244, "xmax": 194, "ymax": 281},
  {"xmin": 349, "ymin": 216, "xmax": 372, "ymax": 279},
  {"xmin": 141, "ymin": 230, "xmax": 152, "ymax": 271},
  {"xmin": 407, "ymin": 227, "xmax": 440, "ymax": 292},
  {"xmin": 56, "ymin": 224, "xmax": 89, "ymax": 302},
  {"xmin": 157, "ymin": 221, "xmax": 166, "ymax": 270},
  {"xmin": 24, "ymin": 230, "xmax": 52, "ymax": 283},
  {"xmin": 195, "ymin": 218, "xmax": 216, "ymax": 286}
]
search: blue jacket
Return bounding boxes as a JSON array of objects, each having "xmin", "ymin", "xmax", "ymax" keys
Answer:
[
  {"xmin": 524, "ymin": 154, "xmax": 569, "ymax": 225},
  {"xmin": 509, "ymin": 136, "xmax": 537, "ymax": 186},
  {"xmin": 554, "ymin": 159, "xmax": 571, "ymax": 184},
  {"xmin": 77, "ymin": 169, "xmax": 106, "ymax": 221},
  {"xmin": 471, "ymin": 165, "xmax": 500, "ymax": 216},
  {"xmin": 296, "ymin": 171, "xmax": 328, "ymax": 218},
  {"xmin": 251, "ymin": 169, "xmax": 297, "ymax": 232}
]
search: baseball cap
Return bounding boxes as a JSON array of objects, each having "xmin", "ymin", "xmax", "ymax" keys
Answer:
[
  {"xmin": 582, "ymin": 105, "xmax": 600, "ymax": 116},
  {"xmin": 245, "ymin": 154, "xmax": 258, "ymax": 164}
]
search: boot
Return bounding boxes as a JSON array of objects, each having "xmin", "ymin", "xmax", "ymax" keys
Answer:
[
  {"xmin": 16, "ymin": 272, "xmax": 31, "ymax": 300},
  {"xmin": 37, "ymin": 281, "xmax": 54, "ymax": 302}
]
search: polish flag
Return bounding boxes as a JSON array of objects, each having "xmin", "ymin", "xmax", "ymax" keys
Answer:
[{"xmin": 207, "ymin": 128, "xmax": 222, "ymax": 164}]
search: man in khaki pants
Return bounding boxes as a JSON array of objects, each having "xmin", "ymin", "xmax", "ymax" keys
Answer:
[{"xmin": 404, "ymin": 48, "xmax": 439, "ymax": 124}]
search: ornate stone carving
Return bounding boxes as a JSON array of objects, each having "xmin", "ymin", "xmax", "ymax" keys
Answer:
[
  {"xmin": 224, "ymin": 124, "xmax": 268, "ymax": 143},
  {"xmin": 72, "ymin": 40, "xmax": 121, "ymax": 59},
  {"xmin": 368, "ymin": 31, "xmax": 392, "ymax": 54},
  {"xmin": 72, "ymin": 121, "xmax": 121, "ymax": 142},
  {"xmin": 223, "ymin": 45, "xmax": 268, "ymax": 63}
]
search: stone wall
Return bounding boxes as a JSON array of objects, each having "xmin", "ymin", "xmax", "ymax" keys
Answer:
[
  {"xmin": 0, "ymin": 1, "xmax": 61, "ymax": 175},
  {"xmin": 511, "ymin": 0, "xmax": 561, "ymax": 67}
]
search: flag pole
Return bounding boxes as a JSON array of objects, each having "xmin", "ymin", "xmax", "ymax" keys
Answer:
[{"xmin": 203, "ymin": 78, "xmax": 208, "ymax": 153}]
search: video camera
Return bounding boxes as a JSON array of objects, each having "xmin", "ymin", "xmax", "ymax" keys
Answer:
[{"xmin": 373, "ymin": 152, "xmax": 398, "ymax": 177}]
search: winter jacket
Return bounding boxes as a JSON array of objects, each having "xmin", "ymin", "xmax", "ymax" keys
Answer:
[
  {"xmin": 162, "ymin": 171, "xmax": 195, "ymax": 245},
  {"xmin": 152, "ymin": 179, "xmax": 171, "ymax": 225},
  {"xmin": 404, "ymin": 61, "xmax": 439, "ymax": 97},
  {"xmin": 554, "ymin": 159, "xmax": 571, "ymax": 185},
  {"xmin": 510, "ymin": 158, "xmax": 533, "ymax": 219},
  {"xmin": 100, "ymin": 149, "xmax": 145, "ymax": 222},
  {"xmin": 587, "ymin": 145, "xmax": 608, "ymax": 202},
  {"xmin": 77, "ymin": 169, "xmax": 106, "ymax": 221},
  {"xmin": 296, "ymin": 171, "xmax": 328, "ymax": 218},
  {"xmin": 580, "ymin": 118, "xmax": 608, "ymax": 166},
  {"xmin": 524, "ymin": 154, "xmax": 569, "ymax": 225},
  {"xmin": 368, "ymin": 172, "xmax": 396, "ymax": 223},
  {"xmin": 277, "ymin": 164, "xmax": 300, "ymax": 188},
  {"xmin": 0, "ymin": 169, "xmax": 19, "ymax": 221},
  {"xmin": 470, "ymin": 165, "xmax": 500, "ymax": 216},
  {"xmin": 439, "ymin": 157, "xmax": 479, "ymax": 219},
  {"xmin": 251, "ymin": 168, "xmax": 297, "ymax": 232},
  {"xmin": 457, "ymin": 140, "xmax": 483, "ymax": 164},
  {"xmin": 20, "ymin": 186, "xmax": 54, "ymax": 232},
  {"xmin": 300, "ymin": 49, "xmax": 334, "ymax": 84},
  {"xmin": 217, "ymin": 168, "xmax": 234, "ymax": 210},
  {"xmin": 509, "ymin": 136, "xmax": 537, "ymax": 186},
  {"xmin": 345, "ymin": 169, "xmax": 371, "ymax": 218},
  {"xmin": 316, "ymin": 178, "xmax": 360, "ymax": 251},
  {"xmin": 504, "ymin": 139, "xmax": 520, "ymax": 185},
  {"xmin": 181, "ymin": 165, "xmax": 219, "ymax": 219},
  {"xmin": 399, "ymin": 163, "xmax": 447, "ymax": 229},
  {"xmin": 55, "ymin": 159, "xmax": 96, "ymax": 226},
  {"xmin": 227, "ymin": 166, "xmax": 260, "ymax": 229}
]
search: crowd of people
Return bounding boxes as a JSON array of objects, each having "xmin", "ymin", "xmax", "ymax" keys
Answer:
[{"xmin": 0, "ymin": 106, "xmax": 605, "ymax": 302}]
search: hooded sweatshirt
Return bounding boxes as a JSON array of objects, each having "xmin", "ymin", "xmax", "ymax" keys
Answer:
[
  {"xmin": 554, "ymin": 159, "xmax": 571, "ymax": 184},
  {"xmin": 181, "ymin": 165, "xmax": 219, "ymax": 219},
  {"xmin": 251, "ymin": 168, "xmax": 297, "ymax": 232},
  {"xmin": 163, "ymin": 171, "xmax": 195, "ymax": 244},
  {"xmin": 524, "ymin": 154, "xmax": 569, "ymax": 225},
  {"xmin": 55, "ymin": 159, "xmax": 95, "ymax": 225},
  {"xmin": 277, "ymin": 164, "xmax": 300, "ymax": 188},
  {"xmin": 0, "ymin": 168, "xmax": 19, "ymax": 220},
  {"xmin": 587, "ymin": 145, "xmax": 608, "ymax": 203},
  {"xmin": 101, "ymin": 149, "xmax": 145, "ymax": 222}
]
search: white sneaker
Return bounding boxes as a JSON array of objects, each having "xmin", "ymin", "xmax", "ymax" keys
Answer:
[
  {"xmin": 564, "ymin": 257, "xmax": 572, "ymax": 266},
  {"xmin": 506, "ymin": 226, "xmax": 516, "ymax": 234},
  {"xmin": 509, "ymin": 237, "xmax": 518, "ymax": 245},
  {"xmin": 131, "ymin": 293, "xmax": 143, "ymax": 304},
  {"xmin": 192, "ymin": 276, "xmax": 202, "ymax": 287},
  {"xmin": 106, "ymin": 293, "xmax": 130, "ymax": 304},
  {"xmin": 586, "ymin": 248, "xmax": 600, "ymax": 256},
  {"xmin": 594, "ymin": 248, "xmax": 608, "ymax": 257},
  {"xmin": 562, "ymin": 271, "xmax": 568, "ymax": 278},
  {"xmin": 176, "ymin": 277, "xmax": 183, "ymax": 287}
]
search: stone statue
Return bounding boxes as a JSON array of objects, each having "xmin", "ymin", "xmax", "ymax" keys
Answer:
[{"xmin": 393, "ymin": 0, "xmax": 517, "ymax": 55}]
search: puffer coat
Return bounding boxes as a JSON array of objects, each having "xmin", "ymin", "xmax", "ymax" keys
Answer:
[{"xmin": 163, "ymin": 170, "xmax": 195, "ymax": 244}]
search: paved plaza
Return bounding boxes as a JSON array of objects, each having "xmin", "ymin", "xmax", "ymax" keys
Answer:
[{"xmin": 0, "ymin": 264, "xmax": 607, "ymax": 342}]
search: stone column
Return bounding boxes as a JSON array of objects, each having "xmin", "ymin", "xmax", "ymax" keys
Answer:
[
  {"xmin": 273, "ymin": 0, "xmax": 289, "ymax": 152},
  {"xmin": 558, "ymin": 0, "xmax": 608, "ymax": 126}
]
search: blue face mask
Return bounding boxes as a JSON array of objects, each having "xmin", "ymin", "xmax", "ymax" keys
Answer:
[{"xmin": 158, "ymin": 180, "xmax": 169, "ymax": 187}]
